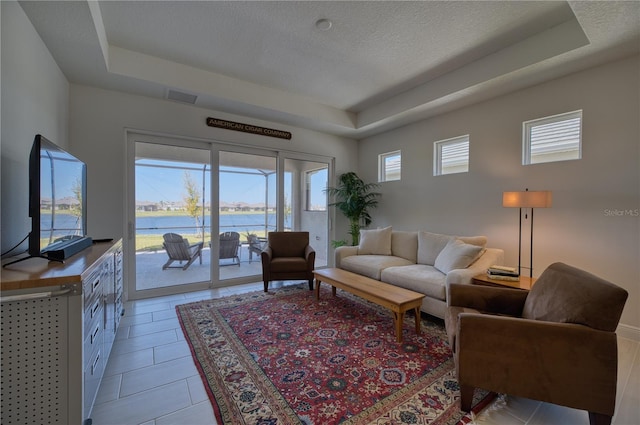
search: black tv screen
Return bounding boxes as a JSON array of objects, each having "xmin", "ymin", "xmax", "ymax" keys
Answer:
[{"xmin": 29, "ymin": 135, "xmax": 88, "ymax": 258}]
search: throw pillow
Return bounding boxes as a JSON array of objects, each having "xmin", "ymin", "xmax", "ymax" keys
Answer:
[
  {"xmin": 457, "ymin": 235, "xmax": 487, "ymax": 247},
  {"xmin": 417, "ymin": 231, "xmax": 453, "ymax": 265},
  {"xmin": 358, "ymin": 226, "xmax": 392, "ymax": 255},
  {"xmin": 434, "ymin": 238, "xmax": 484, "ymax": 274}
]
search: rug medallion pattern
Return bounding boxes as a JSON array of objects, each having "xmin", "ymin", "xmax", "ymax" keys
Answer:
[{"xmin": 176, "ymin": 284, "xmax": 490, "ymax": 425}]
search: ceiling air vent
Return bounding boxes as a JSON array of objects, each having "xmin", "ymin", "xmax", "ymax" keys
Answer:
[{"xmin": 166, "ymin": 89, "xmax": 197, "ymax": 104}]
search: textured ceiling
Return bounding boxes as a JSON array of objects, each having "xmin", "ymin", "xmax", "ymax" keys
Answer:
[{"xmin": 18, "ymin": 1, "xmax": 640, "ymax": 138}]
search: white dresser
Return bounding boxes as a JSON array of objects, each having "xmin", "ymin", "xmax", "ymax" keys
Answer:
[{"xmin": 1, "ymin": 240, "xmax": 123, "ymax": 425}]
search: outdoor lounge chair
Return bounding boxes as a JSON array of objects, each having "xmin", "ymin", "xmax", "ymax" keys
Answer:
[
  {"xmin": 219, "ymin": 231, "xmax": 241, "ymax": 266},
  {"xmin": 161, "ymin": 233, "xmax": 203, "ymax": 271},
  {"xmin": 247, "ymin": 234, "xmax": 267, "ymax": 262}
]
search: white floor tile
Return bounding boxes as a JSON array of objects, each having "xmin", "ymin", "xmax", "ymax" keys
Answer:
[
  {"xmin": 110, "ymin": 329, "xmax": 178, "ymax": 357},
  {"xmin": 128, "ymin": 317, "xmax": 180, "ymax": 338},
  {"xmin": 154, "ymin": 340, "xmax": 191, "ymax": 364},
  {"xmin": 154, "ymin": 401, "xmax": 217, "ymax": 425},
  {"xmin": 187, "ymin": 375, "xmax": 209, "ymax": 404},
  {"xmin": 104, "ymin": 348, "xmax": 154, "ymax": 377},
  {"xmin": 120, "ymin": 356, "xmax": 199, "ymax": 397},
  {"xmin": 91, "ymin": 380, "xmax": 191, "ymax": 425}
]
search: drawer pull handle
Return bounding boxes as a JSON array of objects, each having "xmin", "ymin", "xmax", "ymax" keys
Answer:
[
  {"xmin": 91, "ymin": 323, "xmax": 100, "ymax": 344},
  {"xmin": 92, "ymin": 352, "xmax": 101, "ymax": 375},
  {"xmin": 91, "ymin": 299, "xmax": 100, "ymax": 317}
]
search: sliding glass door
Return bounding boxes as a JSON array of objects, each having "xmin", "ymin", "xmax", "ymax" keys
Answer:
[
  {"xmin": 126, "ymin": 132, "xmax": 332, "ymax": 299},
  {"xmin": 133, "ymin": 141, "xmax": 211, "ymax": 294}
]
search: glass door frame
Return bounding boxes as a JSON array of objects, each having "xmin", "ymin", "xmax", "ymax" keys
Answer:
[{"xmin": 125, "ymin": 130, "xmax": 334, "ymax": 300}]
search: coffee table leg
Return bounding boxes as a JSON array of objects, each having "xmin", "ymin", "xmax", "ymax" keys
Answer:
[
  {"xmin": 414, "ymin": 307, "xmax": 421, "ymax": 335},
  {"xmin": 395, "ymin": 312, "xmax": 404, "ymax": 343},
  {"xmin": 315, "ymin": 279, "xmax": 321, "ymax": 300}
]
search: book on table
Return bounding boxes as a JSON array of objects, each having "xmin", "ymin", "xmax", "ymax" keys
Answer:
[{"xmin": 487, "ymin": 265, "xmax": 520, "ymax": 281}]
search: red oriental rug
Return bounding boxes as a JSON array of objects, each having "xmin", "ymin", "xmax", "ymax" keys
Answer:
[{"xmin": 176, "ymin": 284, "xmax": 493, "ymax": 425}]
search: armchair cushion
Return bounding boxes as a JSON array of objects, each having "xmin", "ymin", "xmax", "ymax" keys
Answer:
[
  {"xmin": 268, "ymin": 231, "xmax": 309, "ymax": 258},
  {"xmin": 522, "ymin": 262, "xmax": 628, "ymax": 332}
]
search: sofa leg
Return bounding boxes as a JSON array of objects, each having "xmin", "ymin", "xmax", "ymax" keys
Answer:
[
  {"xmin": 263, "ymin": 281, "xmax": 269, "ymax": 292},
  {"xmin": 588, "ymin": 412, "xmax": 612, "ymax": 425},
  {"xmin": 308, "ymin": 279, "xmax": 314, "ymax": 291},
  {"xmin": 460, "ymin": 384, "xmax": 474, "ymax": 412}
]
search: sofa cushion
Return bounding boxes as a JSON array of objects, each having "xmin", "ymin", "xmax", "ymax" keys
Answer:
[
  {"xmin": 417, "ymin": 232, "xmax": 453, "ymax": 265},
  {"xmin": 358, "ymin": 226, "xmax": 392, "ymax": 255},
  {"xmin": 341, "ymin": 255, "xmax": 412, "ymax": 280},
  {"xmin": 391, "ymin": 231, "xmax": 418, "ymax": 263},
  {"xmin": 434, "ymin": 239, "xmax": 484, "ymax": 274},
  {"xmin": 381, "ymin": 264, "xmax": 447, "ymax": 300}
]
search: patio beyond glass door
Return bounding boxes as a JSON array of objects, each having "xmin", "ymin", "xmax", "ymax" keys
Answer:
[
  {"xmin": 217, "ymin": 151, "xmax": 277, "ymax": 281},
  {"xmin": 134, "ymin": 142, "xmax": 211, "ymax": 292}
]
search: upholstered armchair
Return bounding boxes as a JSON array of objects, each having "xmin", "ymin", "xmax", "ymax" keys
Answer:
[
  {"xmin": 445, "ymin": 262, "xmax": 628, "ymax": 425},
  {"xmin": 261, "ymin": 231, "xmax": 315, "ymax": 292}
]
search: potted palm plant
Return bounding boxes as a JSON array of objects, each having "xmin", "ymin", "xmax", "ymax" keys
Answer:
[{"xmin": 325, "ymin": 172, "xmax": 381, "ymax": 246}]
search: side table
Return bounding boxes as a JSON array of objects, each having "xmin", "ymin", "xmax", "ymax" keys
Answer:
[{"xmin": 472, "ymin": 274, "xmax": 537, "ymax": 291}]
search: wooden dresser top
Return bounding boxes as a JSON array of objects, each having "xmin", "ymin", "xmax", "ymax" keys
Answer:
[{"xmin": 1, "ymin": 241, "xmax": 118, "ymax": 291}]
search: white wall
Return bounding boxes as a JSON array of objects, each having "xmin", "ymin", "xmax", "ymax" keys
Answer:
[
  {"xmin": 358, "ymin": 55, "xmax": 640, "ymax": 330},
  {"xmin": 68, "ymin": 85, "xmax": 357, "ymax": 243},
  {"xmin": 1, "ymin": 0, "xmax": 70, "ymax": 254}
]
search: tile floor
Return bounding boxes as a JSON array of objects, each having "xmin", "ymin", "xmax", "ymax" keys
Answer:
[{"xmin": 90, "ymin": 281, "xmax": 640, "ymax": 425}]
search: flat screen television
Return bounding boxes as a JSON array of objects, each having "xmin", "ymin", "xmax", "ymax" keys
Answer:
[{"xmin": 28, "ymin": 134, "xmax": 91, "ymax": 260}]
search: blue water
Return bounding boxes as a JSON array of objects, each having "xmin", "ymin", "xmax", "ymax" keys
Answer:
[
  {"xmin": 136, "ymin": 213, "xmax": 277, "ymax": 235},
  {"xmin": 43, "ymin": 212, "xmax": 279, "ymax": 236}
]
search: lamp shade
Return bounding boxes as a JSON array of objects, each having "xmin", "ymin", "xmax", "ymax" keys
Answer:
[{"xmin": 503, "ymin": 191, "xmax": 552, "ymax": 208}]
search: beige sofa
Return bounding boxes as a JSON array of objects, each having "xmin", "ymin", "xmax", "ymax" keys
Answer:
[{"xmin": 334, "ymin": 227, "xmax": 504, "ymax": 319}]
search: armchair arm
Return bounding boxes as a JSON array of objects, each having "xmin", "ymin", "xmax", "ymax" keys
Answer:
[
  {"xmin": 261, "ymin": 247, "xmax": 273, "ymax": 279},
  {"xmin": 456, "ymin": 313, "xmax": 618, "ymax": 416},
  {"xmin": 335, "ymin": 245, "xmax": 358, "ymax": 268},
  {"xmin": 305, "ymin": 245, "xmax": 316, "ymax": 269},
  {"xmin": 448, "ymin": 283, "xmax": 528, "ymax": 316}
]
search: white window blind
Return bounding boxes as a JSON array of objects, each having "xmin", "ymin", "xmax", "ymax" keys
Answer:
[
  {"xmin": 434, "ymin": 135, "xmax": 469, "ymax": 176},
  {"xmin": 524, "ymin": 110, "xmax": 582, "ymax": 164},
  {"xmin": 379, "ymin": 151, "xmax": 401, "ymax": 182}
]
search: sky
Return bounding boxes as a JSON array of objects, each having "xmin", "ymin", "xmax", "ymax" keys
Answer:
[{"xmin": 135, "ymin": 160, "xmax": 327, "ymax": 207}]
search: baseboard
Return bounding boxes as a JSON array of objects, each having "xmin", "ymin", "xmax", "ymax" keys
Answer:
[{"xmin": 617, "ymin": 323, "xmax": 640, "ymax": 342}]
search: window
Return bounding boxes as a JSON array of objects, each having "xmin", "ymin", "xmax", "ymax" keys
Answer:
[
  {"xmin": 434, "ymin": 135, "xmax": 469, "ymax": 176},
  {"xmin": 523, "ymin": 110, "xmax": 582, "ymax": 165},
  {"xmin": 304, "ymin": 167, "xmax": 327, "ymax": 211},
  {"xmin": 378, "ymin": 151, "xmax": 401, "ymax": 182}
]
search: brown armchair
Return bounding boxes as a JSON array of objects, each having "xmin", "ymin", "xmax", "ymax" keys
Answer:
[
  {"xmin": 261, "ymin": 231, "xmax": 315, "ymax": 292},
  {"xmin": 445, "ymin": 262, "xmax": 628, "ymax": 425}
]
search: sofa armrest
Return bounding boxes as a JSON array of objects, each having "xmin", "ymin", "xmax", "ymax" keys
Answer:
[
  {"xmin": 456, "ymin": 313, "xmax": 618, "ymax": 416},
  {"xmin": 335, "ymin": 245, "xmax": 358, "ymax": 268},
  {"xmin": 446, "ymin": 247, "xmax": 504, "ymax": 285},
  {"xmin": 448, "ymin": 283, "xmax": 528, "ymax": 316}
]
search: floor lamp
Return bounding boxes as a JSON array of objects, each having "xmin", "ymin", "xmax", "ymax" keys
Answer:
[{"xmin": 503, "ymin": 189, "xmax": 552, "ymax": 278}]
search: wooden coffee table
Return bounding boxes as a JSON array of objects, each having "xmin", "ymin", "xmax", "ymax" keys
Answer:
[{"xmin": 314, "ymin": 268, "xmax": 424, "ymax": 343}]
